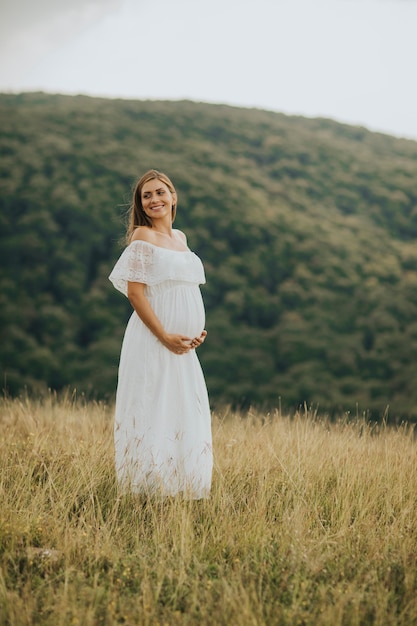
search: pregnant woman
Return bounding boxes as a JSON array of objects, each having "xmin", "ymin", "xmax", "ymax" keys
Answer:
[{"xmin": 109, "ymin": 170, "xmax": 212, "ymax": 499}]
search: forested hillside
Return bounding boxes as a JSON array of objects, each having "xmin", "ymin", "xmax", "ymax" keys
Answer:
[{"xmin": 1, "ymin": 92, "xmax": 417, "ymax": 419}]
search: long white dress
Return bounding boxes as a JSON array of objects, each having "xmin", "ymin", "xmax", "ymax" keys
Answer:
[{"xmin": 109, "ymin": 240, "xmax": 212, "ymax": 498}]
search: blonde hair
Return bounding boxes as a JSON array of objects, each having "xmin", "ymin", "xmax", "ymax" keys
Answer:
[{"xmin": 127, "ymin": 169, "xmax": 177, "ymax": 243}]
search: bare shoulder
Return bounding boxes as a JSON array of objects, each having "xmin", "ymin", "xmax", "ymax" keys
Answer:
[
  {"xmin": 130, "ymin": 227, "xmax": 157, "ymax": 244},
  {"xmin": 174, "ymin": 229, "xmax": 187, "ymax": 244}
]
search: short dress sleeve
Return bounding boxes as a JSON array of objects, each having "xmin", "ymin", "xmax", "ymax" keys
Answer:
[
  {"xmin": 109, "ymin": 240, "xmax": 156, "ymax": 296},
  {"xmin": 109, "ymin": 240, "xmax": 206, "ymax": 296}
]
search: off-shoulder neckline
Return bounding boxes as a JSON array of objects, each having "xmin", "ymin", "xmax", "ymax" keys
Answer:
[{"xmin": 129, "ymin": 239, "xmax": 191, "ymax": 253}]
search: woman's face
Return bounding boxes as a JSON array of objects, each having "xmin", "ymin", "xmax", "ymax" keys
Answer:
[{"xmin": 141, "ymin": 178, "xmax": 175, "ymax": 223}]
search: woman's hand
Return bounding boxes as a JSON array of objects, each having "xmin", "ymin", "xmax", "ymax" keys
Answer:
[
  {"xmin": 189, "ymin": 330, "xmax": 207, "ymax": 350},
  {"xmin": 162, "ymin": 333, "xmax": 194, "ymax": 355},
  {"xmin": 162, "ymin": 330, "xmax": 207, "ymax": 354}
]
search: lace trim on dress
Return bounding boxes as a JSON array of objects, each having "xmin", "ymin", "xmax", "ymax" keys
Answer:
[{"xmin": 109, "ymin": 240, "xmax": 206, "ymax": 296}]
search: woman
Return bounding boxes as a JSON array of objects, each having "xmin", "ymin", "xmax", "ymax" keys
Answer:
[{"xmin": 109, "ymin": 170, "xmax": 212, "ymax": 498}]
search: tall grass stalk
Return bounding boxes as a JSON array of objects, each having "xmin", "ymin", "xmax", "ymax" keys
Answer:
[{"xmin": 1, "ymin": 394, "xmax": 417, "ymax": 625}]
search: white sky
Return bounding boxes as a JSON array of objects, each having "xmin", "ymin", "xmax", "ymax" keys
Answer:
[{"xmin": 1, "ymin": 0, "xmax": 417, "ymax": 140}]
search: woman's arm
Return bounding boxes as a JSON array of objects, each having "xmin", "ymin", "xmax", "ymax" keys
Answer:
[{"xmin": 127, "ymin": 281, "xmax": 193, "ymax": 354}]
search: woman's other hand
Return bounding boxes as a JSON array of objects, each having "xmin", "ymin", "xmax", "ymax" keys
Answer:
[{"xmin": 189, "ymin": 330, "xmax": 207, "ymax": 349}]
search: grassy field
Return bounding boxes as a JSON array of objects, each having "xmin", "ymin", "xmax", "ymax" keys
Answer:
[{"xmin": 1, "ymin": 395, "xmax": 417, "ymax": 626}]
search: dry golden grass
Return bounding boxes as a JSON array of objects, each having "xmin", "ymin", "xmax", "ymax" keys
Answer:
[{"xmin": 1, "ymin": 394, "xmax": 417, "ymax": 625}]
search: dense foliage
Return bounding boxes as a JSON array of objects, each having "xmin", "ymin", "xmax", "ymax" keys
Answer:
[{"xmin": 1, "ymin": 92, "xmax": 417, "ymax": 419}]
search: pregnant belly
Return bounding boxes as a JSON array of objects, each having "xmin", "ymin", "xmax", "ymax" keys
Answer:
[{"xmin": 150, "ymin": 284, "xmax": 206, "ymax": 338}]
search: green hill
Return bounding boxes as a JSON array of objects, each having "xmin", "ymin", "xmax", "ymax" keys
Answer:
[{"xmin": 1, "ymin": 92, "xmax": 417, "ymax": 419}]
